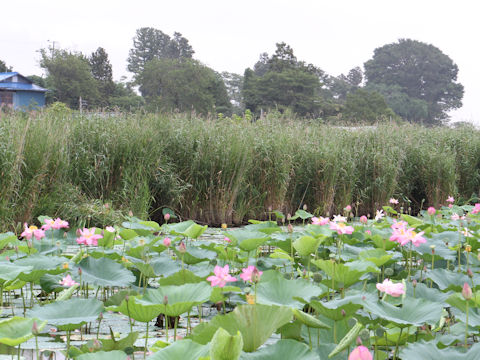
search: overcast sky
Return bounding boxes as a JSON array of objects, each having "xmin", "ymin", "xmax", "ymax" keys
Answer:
[{"xmin": 2, "ymin": 0, "xmax": 478, "ymax": 123}]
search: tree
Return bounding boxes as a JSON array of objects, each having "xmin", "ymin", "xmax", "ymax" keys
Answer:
[
  {"xmin": 242, "ymin": 43, "xmax": 331, "ymax": 117},
  {"xmin": 40, "ymin": 48, "xmax": 99, "ymax": 108},
  {"xmin": 364, "ymin": 39, "xmax": 463, "ymax": 124},
  {"xmin": 0, "ymin": 60, "xmax": 11, "ymax": 72},
  {"xmin": 343, "ymin": 89, "xmax": 397, "ymax": 123},
  {"xmin": 127, "ymin": 27, "xmax": 194, "ymax": 78},
  {"xmin": 221, "ymin": 72, "xmax": 243, "ymax": 113},
  {"xmin": 89, "ymin": 47, "xmax": 115, "ymax": 105},
  {"xmin": 139, "ymin": 58, "xmax": 230, "ymax": 115}
]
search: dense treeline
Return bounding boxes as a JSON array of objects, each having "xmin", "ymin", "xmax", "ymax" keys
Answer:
[
  {"xmin": 0, "ymin": 111, "xmax": 478, "ymax": 230},
  {"xmin": 1, "ymin": 29, "xmax": 464, "ymax": 124}
]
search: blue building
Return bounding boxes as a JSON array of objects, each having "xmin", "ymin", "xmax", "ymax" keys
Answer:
[{"xmin": 0, "ymin": 72, "xmax": 47, "ymax": 109}]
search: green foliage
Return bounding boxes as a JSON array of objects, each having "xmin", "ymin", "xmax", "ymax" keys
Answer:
[
  {"xmin": 364, "ymin": 38, "xmax": 464, "ymax": 124},
  {"xmin": 89, "ymin": 47, "xmax": 115, "ymax": 106},
  {"xmin": 343, "ymin": 89, "xmax": 397, "ymax": 123},
  {"xmin": 140, "ymin": 58, "xmax": 231, "ymax": 115},
  {"xmin": 40, "ymin": 48, "xmax": 100, "ymax": 108},
  {"xmin": 0, "ymin": 59, "xmax": 12, "ymax": 72},
  {"xmin": 127, "ymin": 27, "xmax": 194, "ymax": 78}
]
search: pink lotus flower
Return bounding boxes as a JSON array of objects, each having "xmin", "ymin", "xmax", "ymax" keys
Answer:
[
  {"xmin": 59, "ymin": 274, "xmax": 79, "ymax": 287},
  {"xmin": 349, "ymin": 345, "xmax": 373, "ymax": 360},
  {"xmin": 207, "ymin": 265, "xmax": 237, "ymax": 288},
  {"xmin": 224, "ymin": 236, "xmax": 231, "ymax": 243},
  {"xmin": 389, "ymin": 221, "xmax": 425, "ymax": 247},
  {"xmin": 163, "ymin": 237, "xmax": 171, "ymax": 247},
  {"xmin": 389, "ymin": 198, "xmax": 399, "ymax": 205},
  {"xmin": 105, "ymin": 226, "xmax": 115, "ymax": 233},
  {"xmin": 376, "ymin": 279, "xmax": 405, "ymax": 297},
  {"xmin": 330, "ymin": 221, "xmax": 355, "ymax": 235},
  {"xmin": 472, "ymin": 203, "xmax": 480, "ymax": 215},
  {"xmin": 345, "ymin": 205, "xmax": 352, "ymax": 212},
  {"xmin": 447, "ymin": 196, "xmax": 455, "ymax": 203},
  {"xmin": 76, "ymin": 228, "xmax": 103, "ymax": 246},
  {"xmin": 359, "ymin": 215, "xmax": 368, "ymax": 225},
  {"xmin": 42, "ymin": 218, "xmax": 69, "ymax": 231},
  {"xmin": 240, "ymin": 265, "xmax": 263, "ymax": 283},
  {"xmin": 461, "ymin": 228, "xmax": 473, "ymax": 238},
  {"xmin": 312, "ymin": 216, "xmax": 329, "ymax": 225},
  {"xmin": 365, "ymin": 230, "xmax": 371, "ymax": 235},
  {"xmin": 427, "ymin": 207, "xmax": 436, "ymax": 216},
  {"xmin": 451, "ymin": 213, "xmax": 465, "ymax": 221},
  {"xmin": 21, "ymin": 224, "xmax": 45, "ymax": 241}
]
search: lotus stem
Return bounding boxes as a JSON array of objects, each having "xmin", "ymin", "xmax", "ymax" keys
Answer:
[
  {"xmin": 165, "ymin": 314, "xmax": 169, "ymax": 342},
  {"xmin": 393, "ymin": 327, "xmax": 403, "ymax": 360},
  {"xmin": 465, "ymin": 301, "xmax": 469, "ymax": 348},
  {"xmin": 144, "ymin": 321, "xmax": 149, "ymax": 359},
  {"xmin": 35, "ymin": 334, "xmax": 39, "ymax": 360},
  {"xmin": 174, "ymin": 316, "xmax": 178, "ymax": 341}
]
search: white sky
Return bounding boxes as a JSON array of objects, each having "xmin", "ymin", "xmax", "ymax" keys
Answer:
[{"xmin": 2, "ymin": 0, "xmax": 478, "ymax": 123}]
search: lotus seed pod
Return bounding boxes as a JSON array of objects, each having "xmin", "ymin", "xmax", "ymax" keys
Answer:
[
  {"xmin": 312, "ymin": 273, "xmax": 323, "ymax": 283},
  {"xmin": 359, "ymin": 329, "xmax": 370, "ymax": 343},
  {"xmin": 375, "ymin": 327, "xmax": 385, "ymax": 337},
  {"xmin": 384, "ymin": 268, "xmax": 394, "ymax": 276},
  {"xmin": 257, "ymin": 259, "xmax": 265, "ymax": 267},
  {"xmin": 347, "ymin": 318, "xmax": 357, "ymax": 327}
]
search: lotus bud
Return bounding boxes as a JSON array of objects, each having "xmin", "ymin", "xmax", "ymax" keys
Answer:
[
  {"xmin": 303, "ymin": 204, "xmax": 307, "ymax": 211},
  {"xmin": 78, "ymin": 268, "xmax": 82, "ymax": 275},
  {"xmin": 341, "ymin": 309, "xmax": 346, "ymax": 317},
  {"xmin": 287, "ymin": 224, "xmax": 293, "ymax": 233},
  {"xmin": 281, "ymin": 217, "xmax": 285, "ymax": 224},
  {"xmin": 287, "ymin": 213, "xmax": 292, "ymax": 221},
  {"xmin": 32, "ymin": 321, "xmax": 40, "ymax": 335},
  {"xmin": 125, "ymin": 295, "xmax": 129, "ymax": 302},
  {"xmin": 467, "ymin": 268, "xmax": 473, "ymax": 278},
  {"xmin": 462, "ymin": 282, "xmax": 473, "ymax": 300},
  {"xmin": 360, "ymin": 215, "xmax": 368, "ymax": 224},
  {"xmin": 163, "ymin": 237, "xmax": 171, "ymax": 247},
  {"xmin": 164, "ymin": 213, "xmax": 171, "ymax": 222},
  {"xmin": 178, "ymin": 241, "xmax": 186, "ymax": 254},
  {"xmin": 268, "ymin": 206, "xmax": 272, "ymax": 212},
  {"xmin": 98, "ymin": 312, "xmax": 103, "ymax": 321},
  {"xmin": 251, "ymin": 268, "xmax": 261, "ymax": 284},
  {"xmin": 356, "ymin": 336, "xmax": 362, "ymax": 346},
  {"xmin": 128, "ymin": 210, "xmax": 133, "ymax": 216},
  {"xmin": 412, "ymin": 279, "xmax": 417, "ymax": 288},
  {"xmin": 345, "ymin": 205, "xmax": 352, "ymax": 212},
  {"xmin": 163, "ymin": 295, "xmax": 168, "ymax": 305},
  {"xmin": 427, "ymin": 207, "xmax": 436, "ymax": 216}
]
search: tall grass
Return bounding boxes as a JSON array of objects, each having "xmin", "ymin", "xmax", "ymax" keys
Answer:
[{"xmin": 1, "ymin": 110, "xmax": 479, "ymax": 230}]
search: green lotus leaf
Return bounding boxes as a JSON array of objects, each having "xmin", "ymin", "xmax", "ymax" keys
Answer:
[
  {"xmin": 100, "ymin": 331, "xmax": 139, "ymax": 351},
  {"xmin": 147, "ymin": 339, "xmax": 209, "ymax": 360},
  {"xmin": 0, "ymin": 263, "xmax": 33, "ymax": 282},
  {"xmin": 293, "ymin": 236, "xmax": 322, "ymax": 257},
  {"xmin": 107, "ymin": 296, "xmax": 160, "ymax": 323},
  {"xmin": 312, "ymin": 259, "xmax": 379, "ymax": 289},
  {"xmin": 28, "ymin": 298, "xmax": 103, "ymax": 331},
  {"xmin": 158, "ymin": 269, "xmax": 205, "ymax": 286},
  {"xmin": 223, "ymin": 229, "xmax": 270, "ymax": 252},
  {"xmin": 362, "ymin": 297, "xmax": 442, "ymax": 328},
  {"xmin": 0, "ymin": 232, "xmax": 20, "ymax": 249},
  {"xmin": 136, "ymin": 282, "xmax": 212, "ymax": 316},
  {"xmin": 210, "ymin": 327, "xmax": 243, "ymax": 360},
  {"xmin": 414, "ymin": 240, "xmax": 456, "ymax": 261},
  {"xmin": 122, "ymin": 221, "xmax": 157, "ymax": 236},
  {"xmin": 407, "ymin": 282, "xmax": 451, "ymax": 305},
  {"xmin": 164, "ymin": 220, "xmax": 207, "ymax": 239},
  {"xmin": 400, "ymin": 340, "xmax": 480, "ymax": 359},
  {"xmin": 191, "ymin": 304, "xmax": 292, "ymax": 352},
  {"xmin": 427, "ymin": 269, "xmax": 471, "ymax": 292},
  {"xmin": 358, "ymin": 249, "xmax": 393, "ymax": 267},
  {"xmin": 309, "ymin": 293, "xmax": 373, "ymax": 321},
  {"xmin": 292, "ymin": 308, "xmax": 330, "ymax": 329},
  {"xmin": 78, "ymin": 256, "xmax": 135, "ymax": 287},
  {"xmin": 77, "ymin": 351, "xmax": 129, "ymax": 360},
  {"xmin": 14, "ymin": 254, "xmax": 67, "ymax": 282},
  {"xmin": 39, "ymin": 273, "xmax": 65, "ymax": 293},
  {"xmin": 175, "ymin": 246, "xmax": 217, "ymax": 265},
  {"xmin": 290, "ymin": 209, "xmax": 314, "ymax": 220},
  {"xmin": 0, "ymin": 317, "xmax": 46, "ymax": 346},
  {"xmin": 244, "ymin": 221, "xmax": 281, "ymax": 235},
  {"xmin": 256, "ymin": 271, "xmax": 326, "ymax": 308},
  {"xmin": 239, "ymin": 339, "xmax": 318, "ymax": 360},
  {"xmin": 150, "ymin": 256, "xmax": 182, "ymax": 277}
]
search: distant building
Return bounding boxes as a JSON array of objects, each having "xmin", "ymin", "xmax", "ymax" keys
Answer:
[{"xmin": 0, "ymin": 72, "xmax": 47, "ymax": 109}]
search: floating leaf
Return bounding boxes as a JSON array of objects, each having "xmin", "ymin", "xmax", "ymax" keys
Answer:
[
  {"xmin": 147, "ymin": 339, "xmax": 209, "ymax": 360},
  {"xmin": 239, "ymin": 339, "xmax": 318, "ymax": 359},
  {"xmin": 401, "ymin": 340, "xmax": 480, "ymax": 359},
  {"xmin": 223, "ymin": 229, "xmax": 269, "ymax": 252},
  {"xmin": 78, "ymin": 256, "xmax": 135, "ymax": 287},
  {"xmin": 28, "ymin": 298, "xmax": 103, "ymax": 331}
]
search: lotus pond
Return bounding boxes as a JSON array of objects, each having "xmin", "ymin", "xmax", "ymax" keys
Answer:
[{"xmin": 1, "ymin": 202, "xmax": 480, "ymax": 360}]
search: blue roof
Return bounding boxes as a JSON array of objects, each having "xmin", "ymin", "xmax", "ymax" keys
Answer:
[{"xmin": 0, "ymin": 72, "xmax": 47, "ymax": 92}]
